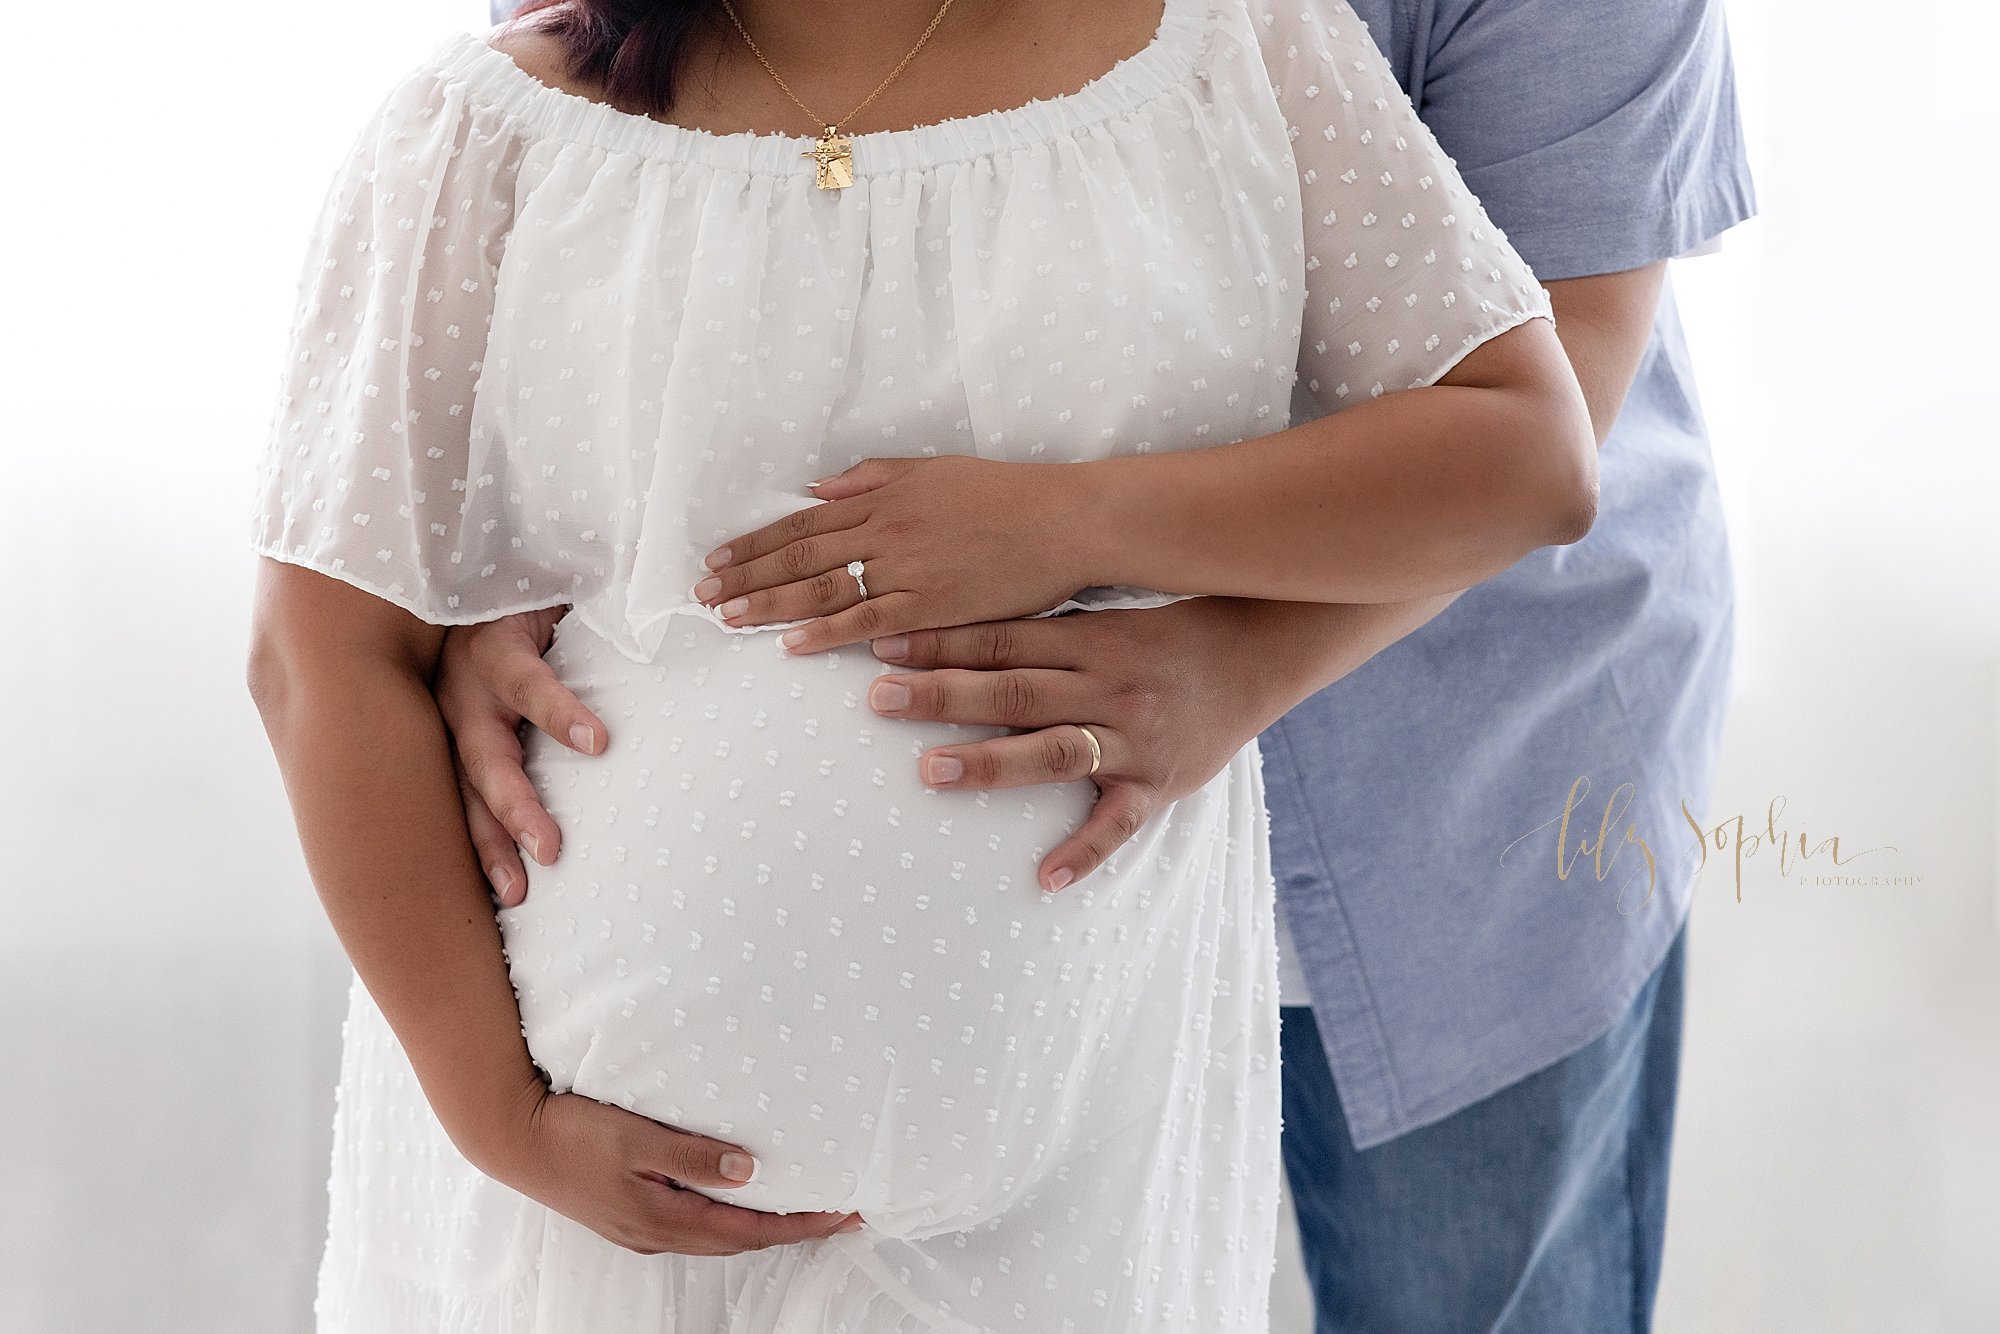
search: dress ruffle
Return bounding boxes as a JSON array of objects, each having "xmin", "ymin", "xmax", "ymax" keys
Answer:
[{"xmin": 427, "ymin": 1, "xmax": 1216, "ymax": 178}]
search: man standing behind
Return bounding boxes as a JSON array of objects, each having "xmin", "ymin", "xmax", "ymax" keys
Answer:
[
  {"xmin": 1256, "ymin": 1, "xmax": 1754, "ymax": 1328},
  {"xmin": 453, "ymin": 1, "xmax": 1755, "ymax": 1327}
]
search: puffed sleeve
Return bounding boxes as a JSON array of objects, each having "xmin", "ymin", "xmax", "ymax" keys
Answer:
[
  {"xmin": 1250, "ymin": 0, "xmax": 1554, "ymax": 417},
  {"xmin": 248, "ymin": 56, "xmax": 559, "ymax": 625}
]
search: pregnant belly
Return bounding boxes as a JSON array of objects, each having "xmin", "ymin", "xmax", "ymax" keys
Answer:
[{"xmin": 498, "ymin": 612, "xmax": 1218, "ymax": 1237}]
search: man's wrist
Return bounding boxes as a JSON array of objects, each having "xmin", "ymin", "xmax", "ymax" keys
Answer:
[
  {"xmin": 1196, "ymin": 595, "xmax": 1459, "ymax": 728},
  {"xmin": 1215, "ymin": 599, "xmax": 1342, "ymax": 725}
]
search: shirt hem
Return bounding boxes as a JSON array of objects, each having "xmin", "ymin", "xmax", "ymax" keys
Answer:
[
  {"xmin": 1261, "ymin": 715, "xmax": 1409, "ymax": 1141},
  {"xmin": 1344, "ymin": 888, "xmax": 1692, "ymax": 1149}
]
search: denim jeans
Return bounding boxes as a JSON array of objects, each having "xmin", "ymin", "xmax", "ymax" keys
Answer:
[{"xmin": 1279, "ymin": 922, "xmax": 1687, "ymax": 1333}]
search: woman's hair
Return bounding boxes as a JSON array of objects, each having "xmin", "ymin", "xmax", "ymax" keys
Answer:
[{"xmin": 506, "ymin": 1, "xmax": 723, "ymax": 116}]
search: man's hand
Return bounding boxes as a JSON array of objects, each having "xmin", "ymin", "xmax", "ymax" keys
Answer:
[
  {"xmin": 434, "ymin": 605, "xmax": 604, "ymax": 907},
  {"xmin": 438, "ymin": 595, "xmax": 1461, "ymax": 903},
  {"xmin": 865, "ymin": 593, "xmax": 1460, "ymax": 891}
]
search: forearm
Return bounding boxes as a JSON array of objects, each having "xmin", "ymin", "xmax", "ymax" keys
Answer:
[
  {"xmin": 1205, "ymin": 590, "xmax": 1465, "ymax": 728},
  {"xmin": 253, "ymin": 654, "xmax": 542, "ymax": 1166},
  {"xmin": 1077, "ymin": 375, "xmax": 1587, "ymax": 605},
  {"xmin": 1544, "ymin": 263, "xmax": 1669, "ymax": 446}
]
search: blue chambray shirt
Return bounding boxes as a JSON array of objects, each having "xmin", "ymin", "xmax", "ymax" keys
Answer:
[
  {"xmin": 1262, "ymin": 0, "xmax": 1757, "ymax": 1147},
  {"xmin": 483, "ymin": 0, "xmax": 1756, "ymax": 1150}
]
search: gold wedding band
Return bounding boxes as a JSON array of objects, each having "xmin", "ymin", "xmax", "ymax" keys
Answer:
[{"xmin": 1075, "ymin": 724, "xmax": 1103, "ymax": 777}]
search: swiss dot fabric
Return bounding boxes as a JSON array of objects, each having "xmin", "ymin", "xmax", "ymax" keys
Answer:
[
  {"xmin": 252, "ymin": 1, "xmax": 1551, "ymax": 1330},
  {"xmin": 1259, "ymin": 0, "xmax": 1554, "ymax": 414}
]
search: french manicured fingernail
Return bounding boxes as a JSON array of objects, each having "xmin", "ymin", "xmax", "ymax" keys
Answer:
[
  {"xmin": 719, "ymin": 1151, "xmax": 756, "ymax": 1183},
  {"xmin": 490, "ymin": 865, "xmax": 516, "ymax": 898},
  {"xmin": 693, "ymin": 576, "xmax": 722, "ymax": 601},
  {"xmin": 703, "ymin": 547, "xmax": 732, "ymax": 570},
  {"xmin": 923, "ymin": 754, "xmax": 963, "ymax": 785},
  {"xmin": 719, "ymin": 597, "xmax": 750, "ymax": 620},
  {"xmin": 836, "ymin": 1215, "xmax": 865, "ymax": 1233},
  {"xmin": 781, "ymin": 629, "xmax": 808, "ymax": 649},
  {"xmin": 872, "ymin": 635, "xmax": 910, "ymax": 662},
  {"xmin": 568, "ymin": 723, "xmax": 597, "ymax": 753},
  {"xmin": 870, "ymin": 680, "xmax": 911, "ymax": 713},
  {"xmin": 1045, "ymin": 867, "xmax": 1074, "ymax": 891}
]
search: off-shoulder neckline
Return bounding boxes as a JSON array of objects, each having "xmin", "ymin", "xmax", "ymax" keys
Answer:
[{"xmin": 429, "ymin": 0, "xmax": 1217, "ymax": 178}]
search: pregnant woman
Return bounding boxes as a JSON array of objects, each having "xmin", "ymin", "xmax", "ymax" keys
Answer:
[{"xmin": 246, "ymin": 0, "xmax": 1593, "ymax": 1329}]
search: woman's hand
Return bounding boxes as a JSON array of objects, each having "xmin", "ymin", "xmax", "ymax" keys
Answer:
[
  {"xmin": 691, "ymin": 457, "xmax": 1095, "ymax": 655},
  {"xmin": 252, "ymin": 567, "xmax": 859, "ymax": 1257},
  {"xmin": 473, "ymin": 1085, "xmax": 862, "ymax": 1256}
]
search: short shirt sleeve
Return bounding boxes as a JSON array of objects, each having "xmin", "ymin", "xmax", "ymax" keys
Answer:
[
  {"xmin": 249, "ymin": 55, "xmax": 556, "ymax": 625},
  {"xmin": 1250, "ymin": 0, "xmax": 1555, "ymax": 418},
  {"xmin": 1411, "ymin": 0, "xmax": 1758, "ymax": 280}
]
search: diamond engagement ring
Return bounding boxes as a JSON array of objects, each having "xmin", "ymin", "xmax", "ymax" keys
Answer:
[{"xmin": 847, "ymin": 560, "xmax": 869, "ymax": 599}]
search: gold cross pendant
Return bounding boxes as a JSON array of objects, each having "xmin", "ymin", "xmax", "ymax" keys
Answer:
[{"xmin": 803, "ymin": 124, "xmax": 855, "ymax": 190}]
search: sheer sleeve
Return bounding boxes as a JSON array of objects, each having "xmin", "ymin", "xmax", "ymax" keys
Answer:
[
  {"xmin": 1249, "ymin": 0, "xmax": 1554, "ymax": 418},
  {"xmin": 249, "ymin": 55, "xmax": 558, "ymax": 625}
]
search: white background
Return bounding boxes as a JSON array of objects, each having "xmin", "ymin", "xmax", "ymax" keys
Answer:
[{"xmin": 1, "ymin": 1, "xmax": 1995, "ymax": 1330}]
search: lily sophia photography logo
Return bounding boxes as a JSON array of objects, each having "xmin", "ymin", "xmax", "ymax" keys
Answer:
[{"xmin": 1499, "ymin": 777, "xmax": 1911, "ymax": 913}]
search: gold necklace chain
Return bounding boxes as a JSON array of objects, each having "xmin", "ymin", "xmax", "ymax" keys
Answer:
[{"xmin": 718, "ymin": 0, "xmax": 956, "ymax": 190}]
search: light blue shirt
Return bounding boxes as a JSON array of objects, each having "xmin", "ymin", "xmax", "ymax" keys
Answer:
[{"xmin": 1262, "ymin": 0, "xmax": 1756, "ymax": 1147}]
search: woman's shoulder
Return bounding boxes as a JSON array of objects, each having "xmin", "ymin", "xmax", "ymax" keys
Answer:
[
  {"xmin": 481, "ymin": 16, "xmax": 606, "ymax": 104},
  {"xmin": 344, "ymin": 17, "xmax": 616, "ymax": 158}
]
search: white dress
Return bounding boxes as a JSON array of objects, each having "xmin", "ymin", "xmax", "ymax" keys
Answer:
[{"xmin": 248, "ymin": 0, "xmax": 1550, "ymax": 1329}]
